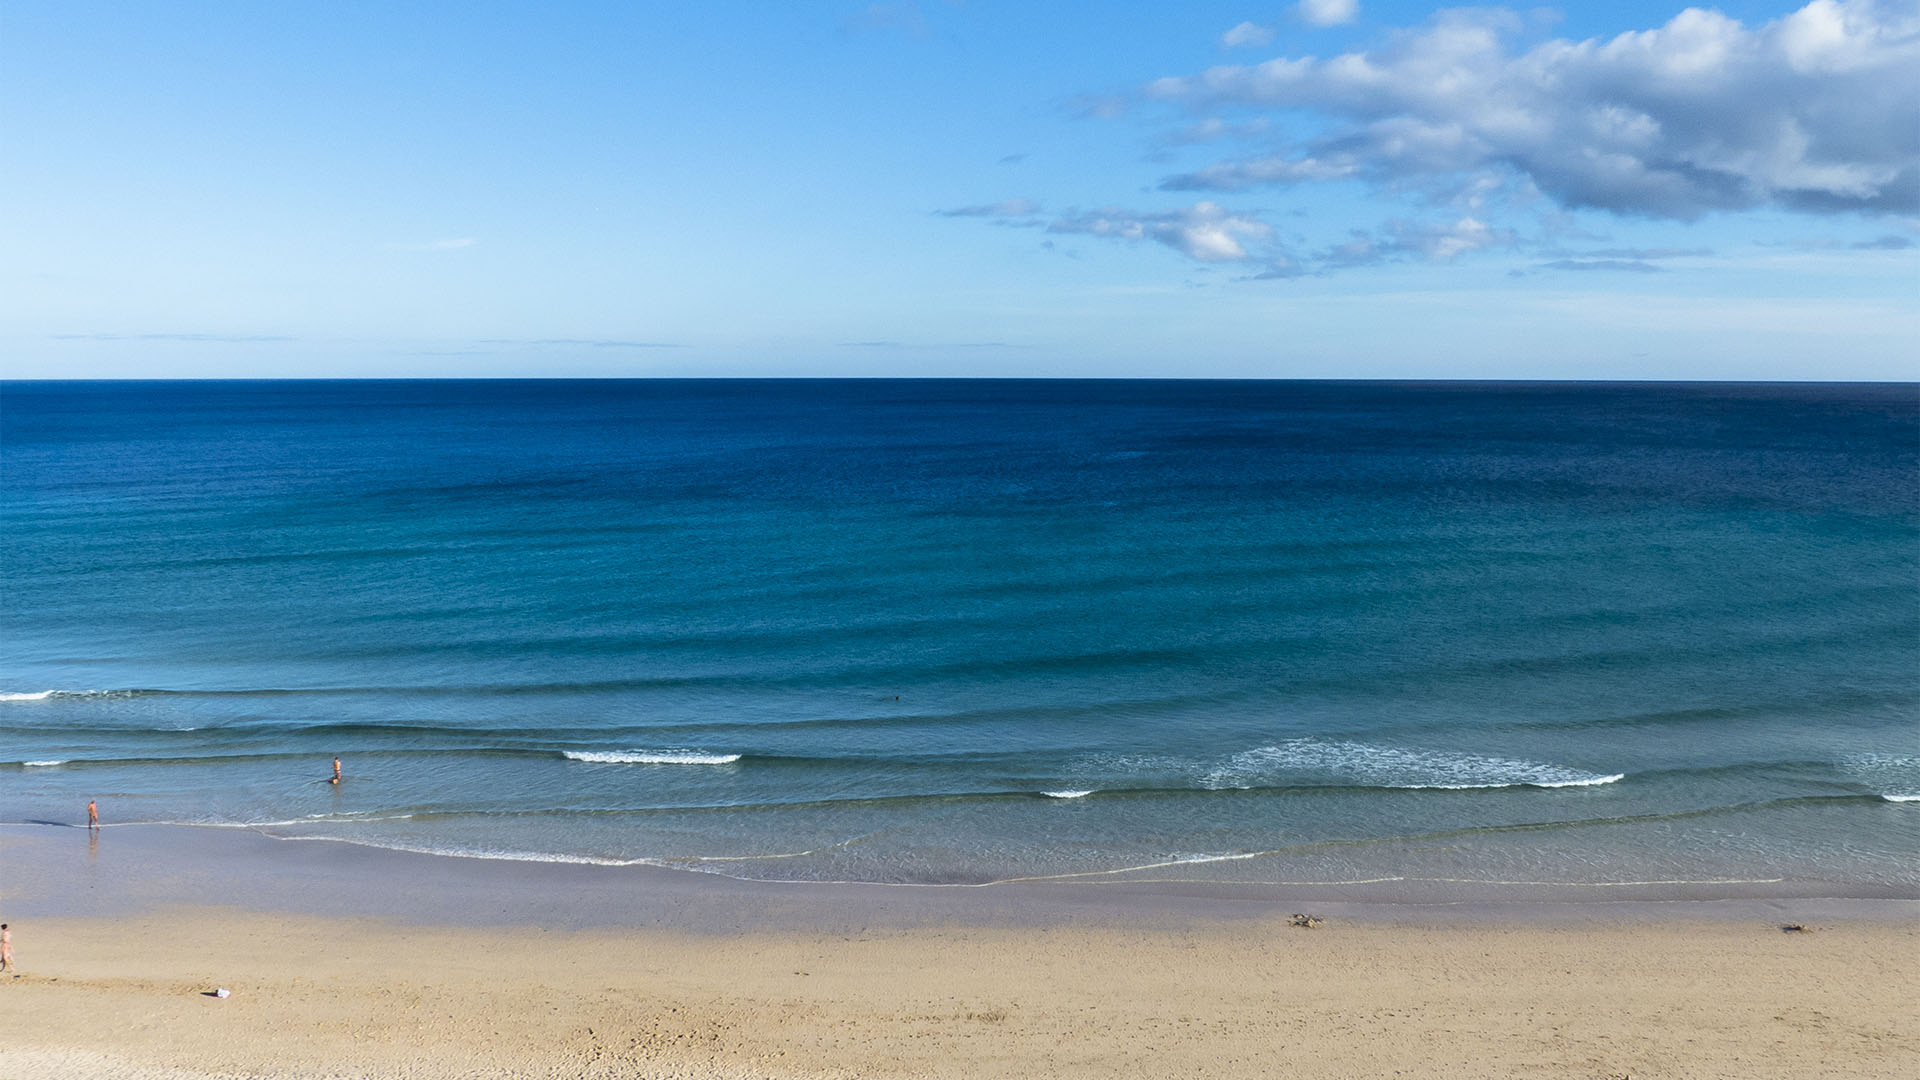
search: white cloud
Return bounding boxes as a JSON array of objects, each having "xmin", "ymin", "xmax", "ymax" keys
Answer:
[
  {"xmin": 1150, "ymin": 0, "xmax": 1920, "ymax": 219},
  {"xmin": 1047, "ymin": 201, "xmax": 1282, "ymax": 265},
  {"xmin": 1299, "ymin": 0, "xmax": 1359, "ymax": 28},
  {"xmin": 1222, "ymin": 21, "xmax": 1276, "ymax": 48},
  {"xmin": 1392, "ymin": 216, "xmax": 1511, "ymax": 259}
]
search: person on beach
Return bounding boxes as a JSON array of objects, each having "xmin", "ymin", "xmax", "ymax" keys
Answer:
[
  {"xmin": 2, "ymin": 924, "xmax": 13, "ymax": 973},
  {"xmin": 87, "ymin": 799, "xmax": 98, "ymax": 830},
  {"xmin": 331, "ymin": 758, "xmax": 342, "ymax": 785}
]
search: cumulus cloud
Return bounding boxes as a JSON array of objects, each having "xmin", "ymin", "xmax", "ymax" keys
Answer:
[
  {"xmin": 1149, "ymin": 0, "xmax": 1920, "ymax": 219},
  {"xmin": 1299, "ymin": 0, "xmax": 1359, "ymax": 28},
  {"xmin": 1222, "ymin": 21, "xmax": 1276, "ymax": 48}
]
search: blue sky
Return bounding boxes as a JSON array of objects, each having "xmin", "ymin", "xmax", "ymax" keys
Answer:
[{"xmin": 2, "ymin": 0, "xmax": 1914, "ymax": 378}]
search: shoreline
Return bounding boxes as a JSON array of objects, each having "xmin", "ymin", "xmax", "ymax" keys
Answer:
[
  {"xmin": 5, "ymin": 823, "xmax": 1917, "ymax": 1078},
  {"xmin": 6, "ymin": 820, "xmax": 1915, "ymax": 931}
]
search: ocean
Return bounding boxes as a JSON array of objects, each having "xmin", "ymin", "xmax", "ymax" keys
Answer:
[{"xmin": 3, "ymin": 379, "xmax": 1916, "ymax": 892}]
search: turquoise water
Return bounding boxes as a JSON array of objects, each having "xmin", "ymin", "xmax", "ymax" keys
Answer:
[{"xmin": 3, "ymin": 380, "xmax": 1916, "ymax": 889}]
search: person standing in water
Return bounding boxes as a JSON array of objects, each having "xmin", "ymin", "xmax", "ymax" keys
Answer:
[
  {"xmin": 87, "ymin": 800, "xmax": 98, "ymax": 830},
  {"xmin": 331, "ymin": 758, "xmax": 342, "ymax": 785}
]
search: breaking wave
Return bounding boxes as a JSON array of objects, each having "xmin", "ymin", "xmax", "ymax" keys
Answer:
[
  {"xmin": 1203, "ymin": 739, "xmax": 1622, "ymax": 792},
  {"xmin": 562, "ymin": 750, "xmax": 742, "ymax": 765}
]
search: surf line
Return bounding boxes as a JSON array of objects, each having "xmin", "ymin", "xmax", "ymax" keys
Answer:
[{"xmin": 1027, "ymin": 875, "xmax": 1793, "ymax": 889}]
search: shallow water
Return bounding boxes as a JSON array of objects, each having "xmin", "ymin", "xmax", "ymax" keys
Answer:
[{"xmin": 3, "ymin": 379, "xmax": 1916, "ymax": 889}]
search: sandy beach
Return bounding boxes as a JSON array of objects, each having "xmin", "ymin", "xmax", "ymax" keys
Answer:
[
  {"xmin": 7, "ymin": 906, "xmax": 1917, "ymax": 1079},
  {"xmin": 3, "ymin": 825, "xmax": 1916, "ymax": 1079}
]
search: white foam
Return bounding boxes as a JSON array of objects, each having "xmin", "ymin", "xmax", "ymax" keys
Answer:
[
  {"xmin": 1421, "ymin": 772, "xmax": 1626, "ymax": 790},
  {"xmin": 21, "ymin": 760, "xmax": 69, "ymax": 767},
  {"xmin": 1530, "ymin": 773, "xmax": 1626, "ymax": 788},
  {"xmin": 1839, "ymin": 754, "xmax": 1920, "ymax": 803},
  {"xmin": 563, "ymin": 750, "xmax": 741, "ymax": 765},
  {"xmin": 274, "ymin": 834, "xmax": 649, "ymax": 867},
  {"xmin": 1041, "ymin": 790, "xmax": 1095, "ymax": 799},
  {"xmin": 1203, "ymin": 739, "xmax": 1621, "ymax": 792},
  {"xmin": 169, "ymin": 811, "xmax": 425, "ymax": 829},
  {"xmin": 1, "ymin": 689, "xmax": 150, "ymax": 702}
]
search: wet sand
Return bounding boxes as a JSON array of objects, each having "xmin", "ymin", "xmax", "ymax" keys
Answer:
[{"xmin": 2, "ymin": 824, "xmax": 1915, "ymax": 1078}]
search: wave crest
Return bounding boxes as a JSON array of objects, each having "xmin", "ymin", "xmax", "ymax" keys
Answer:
[
  {"xmin": 0, "ymin": 689, "xmax": 155, "ymax": 702},
  {"xmin": 1203, "ymin": 739, "xmax": 1621, "ymax": 792},
  {"xmin": 562, "ymin": 750, "xmax": 741, "ymax": 765}
]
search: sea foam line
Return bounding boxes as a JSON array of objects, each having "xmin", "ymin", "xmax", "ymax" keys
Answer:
[
  {"xmin": 1041, "ymin": 790, "xmax": 1095, "ymax": 799},
  {"xmin": 1885, "ymin": 794, "xmax": 1920, "ymax": 803},
  {"xmin": 1203, "ymin": 739, "xmax": 1623, "ymax": 792},
  {"xmin": 0, "ymin": 688, "xmax": 150, "ymax": 702},
  {"xmin": 1039, "ymin": 875, "xmax": 1792, "ymax": 889},
  {"xmin": 1416, "ymin": 773, "xmax": 1626, "ymax": 790},
  {"xmin": 269, "ymin": 833, "xmax": 652, "ymax": 868},
  {"xmin": 562, "ymin": 750, "xmax": 741, "ymax": 765},
  {"xmin": 115, "ymin": 824, "xmax": 1809, "ymax": 894},
  {"xmin": 20, "ymin": 760, "xmax": 69, "ymax": 767}
]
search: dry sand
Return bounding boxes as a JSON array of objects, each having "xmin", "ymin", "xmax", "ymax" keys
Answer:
[{"xmin": 3, "ymin": 906, "xmax": 1915, "ymax": 1079}]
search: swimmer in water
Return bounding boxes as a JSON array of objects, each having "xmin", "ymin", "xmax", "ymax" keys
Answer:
[{"xmin": 330, "ymin": 758, "xmax": 342, "ymax": 785}]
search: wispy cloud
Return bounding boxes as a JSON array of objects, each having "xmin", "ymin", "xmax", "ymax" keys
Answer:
[
  {"xmin": 476, "ymin": 338, "xmax": 685, "ymax": 349},
  {"xmin": 1160, "ymin": 117, "xmax": 1271, "ymax": 146},
  {"xmin": 837, "ymin": 340, "xmax": 1020, "ymax": 349},
  {"xmin": 943, "ymin": 196, "xmax": 1534, "ymax": 277},
  {"xmin": 935, "ymin": 198, "xmax": 1043, "ymax": 219},
  {"xmin": 1046, "ymin": 201, "xmax": 1287, "ymax": 269},
  {"xmin": 1572, "ymin": 247, "xmax": 1714, "ymax": 260},
  {"xmin": 1316, "ymin": 217, "xmax": 1518, "ymax": 268},
  {"xmin": 1852, "ymin": 233, "xmax": 1916, "ymax": 249},
  {"xmin": 1537, "ymin": 258, "xmax": 1664, "ymax": 273}
]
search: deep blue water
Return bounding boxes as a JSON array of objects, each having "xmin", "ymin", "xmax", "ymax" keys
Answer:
[{"xmin": 3, "ymin": 379, "xmax": 1916, "ymax": 888}]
